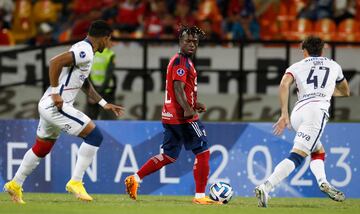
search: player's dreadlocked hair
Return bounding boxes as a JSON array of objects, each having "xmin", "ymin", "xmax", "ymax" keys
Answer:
[
  {"xmin": 301, "ymin": 36, "xmax": 324, "ymax": 57},
  {"xmin": 178, "ymin": 25, "xmax": 206, "ymax": 40}
]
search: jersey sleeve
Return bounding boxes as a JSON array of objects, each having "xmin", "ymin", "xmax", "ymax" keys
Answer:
[
  {"xmin": 171, "ymin": 64, "xmax": 189, "ymax": 83},
  {"xmin": 336, "ymin": 64, "xmax": 345, "ymax": 83},
  {"xmin": 70, "ymin": 44, "xmax": 93, "ymax": 66},
  {"xmin": 285, "ymin": 64, "xmax": 297, "ymax": 79}
]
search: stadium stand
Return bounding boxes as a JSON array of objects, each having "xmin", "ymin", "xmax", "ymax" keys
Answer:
[
  {"xmin": 0, "ymin": 0, "xmax": 360, "ymax": 45},
  {"xmin": 314, "ymin": 18, "xmax": 337, "ymax": 41}
]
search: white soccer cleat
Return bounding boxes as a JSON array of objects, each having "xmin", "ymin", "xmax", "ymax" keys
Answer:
[
  {"xmin": 320, "ymin": 182, "xmax": 345, "ymax": 202},
  {"xmin": 255, "ymin": 184, "xmax": 269, "ymax": 208}
]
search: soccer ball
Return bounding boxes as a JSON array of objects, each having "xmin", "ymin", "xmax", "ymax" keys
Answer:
[{"xmin": 209, "ymin": 182, "xmax": 234, "ymax": 204}]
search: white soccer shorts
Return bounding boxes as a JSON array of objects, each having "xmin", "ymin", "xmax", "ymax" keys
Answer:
[
  {"xmin": 37, "ymin": 96, "xmax": 91, "ymax": 139},
  {"xmin": 290, "ymin": 100, "xmax": 329, "ymax": 155}
]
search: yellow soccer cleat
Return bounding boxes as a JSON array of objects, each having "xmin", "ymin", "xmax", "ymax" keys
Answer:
[
  {"xmin": 65, "ymin": 180, "xmax": 93, "ymax": 201},
  {"xmin": 125, "ymin": 175, "xmax": 139, "ymax": 200},
  {"xmin": 3, "ymin": 180, "xmax": 26, "ymax": 204},
  {"xmin": 192, "ymin": 196, "xmax": 223, "ymax": 205}
]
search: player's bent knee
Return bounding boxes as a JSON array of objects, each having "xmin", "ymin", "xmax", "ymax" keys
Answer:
[
  {"xmin": 287, "ymin": 152, "xmax": 305, "ymax": 168},
  {"xmin": 32, "ymin": 138, "xmax": 56, "ymax": 158},
  {"xmin": 162, "ymin": 144, "xmax": 182, "ymax": 160},
  {"xmin": 192, "ymin": 142, "xmax": 208, "ymax": 155},
  {"xmin": 83, "ymin": 126, "xmax": 103, "ymax": 147},
  {"xmin": 163, "ymin": 150, "xmax": 180, "ymax": 161}
]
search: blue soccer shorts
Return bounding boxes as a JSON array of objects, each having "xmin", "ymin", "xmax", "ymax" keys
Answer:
[{"xmin": 161, "ymin": 120, "xmax": 209, "ymax": 159}]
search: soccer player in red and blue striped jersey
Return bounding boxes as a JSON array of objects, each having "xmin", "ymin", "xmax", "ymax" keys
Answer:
[{"xmin": 125, "ymin": 26, "xmax": 220, "ymax": 205}]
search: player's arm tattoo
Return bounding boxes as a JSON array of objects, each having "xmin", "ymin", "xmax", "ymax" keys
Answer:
[
  {"xmin": 81, "ymin": 78, "xmax": 102, "ymax": 103},
  {"xmin": 49, "ymin": 51, "xmax": 74, "ymax": 87},
  {"xmin": 174, "ymin": 81, "xmax": 191, "ymax": 111}
]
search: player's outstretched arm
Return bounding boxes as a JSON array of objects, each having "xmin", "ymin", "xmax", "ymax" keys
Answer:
[
  {"xmin": 103, "ymin": 103, "xmax": 125, "ymax": 117},
  {"xmin": 82, "ymin": 78, "xmax": 125, "ymax": 117},
  {"xmin": 273, "ymin": 73, "xmax": 294, "ymax": 136},
  {"xmin": 333, "ymin": 79, "xmax": 350, "ymax": 97},
  {"xmin": 49, "ymin": 51, "xmax": 74, "ymax": 109},
  {"xmin": 174, "ymin": 80, "xmax": 195, "ymax": 118}
]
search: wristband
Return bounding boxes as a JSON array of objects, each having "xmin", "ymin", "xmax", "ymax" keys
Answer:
[
  {"xmin": 98, "ymin": 99, "xmax": 108, "ymax": 107},
  {"xmin": 51, "ymin": 85, "xmax": 61, "ymax": 94}
]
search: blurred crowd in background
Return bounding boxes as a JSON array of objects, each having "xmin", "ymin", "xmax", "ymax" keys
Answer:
[{"xmin": 0, "ymin": 0, "xmax": 360, "ymax": 46}]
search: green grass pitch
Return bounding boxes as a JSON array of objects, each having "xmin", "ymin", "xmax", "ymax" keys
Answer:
[{"xmin": 1, "ymin": 193, "xmax": 359, "ymax": 214}]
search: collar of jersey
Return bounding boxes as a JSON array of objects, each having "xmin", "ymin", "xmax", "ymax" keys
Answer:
[
  {"xmin": 83, "ymin": 38, "xmax": 94, "ymax": 50},
  {"xmin": 178, "ymin": 51, "xmax": 191, "ymax": 58}
]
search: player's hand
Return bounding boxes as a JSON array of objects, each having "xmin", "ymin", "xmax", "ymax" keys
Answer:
[
  {"xmin": 51, "ymin": 94, "xmax": 63, "ymax": 110},
  {"xmin": 104, "ymin": 103, "xmax": 125, "ymax": 117},
  {"xmin": 184, "ymin": 108, "xmax": 196, "ymax": 119},
  {"xmin": 195, "ymin": 102, "xmax": 206, "ymax": 113},
  {"xmin": 273, "ymin": 114, "xmax": 291, "ymax": 136}
]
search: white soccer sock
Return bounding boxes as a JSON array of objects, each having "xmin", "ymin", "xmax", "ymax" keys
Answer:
[
  {"xmin": 134, "ymin": 173, "xmax": 141, "ymax": 183},
  {"xmin": 71, "ymin": 143, "xmax": 98, "ymax": 181},
  {"xmin": 310, "ymin": 159, "xmax": 328, "ymax": 186},
  {"xmin": 195, "ymin": 193, "xmax": 205, "ymax": 198},
  {"xmin": 265, "ymin": 159, "xmax": 296, "ymax": 193},
  {"xmin": 13, "ymin": 149, "xmax": 41, "ymax": 186}
]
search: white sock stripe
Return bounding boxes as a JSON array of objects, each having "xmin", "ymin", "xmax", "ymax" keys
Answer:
[
  {"xmin": 163, "ymin": 154, "xmax": 176, "ymax": 162},
  {"xmin": 190, "ymin": 122, "xmax": 202, "ymax": 137}
]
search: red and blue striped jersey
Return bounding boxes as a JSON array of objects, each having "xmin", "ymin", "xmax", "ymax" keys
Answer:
[{"xmin": 162, "ymin": 53, "xmax": 198, "ymax": 124}]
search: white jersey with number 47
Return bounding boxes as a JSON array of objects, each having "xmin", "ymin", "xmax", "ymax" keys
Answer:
[{"xmin": 286, "ymin": 56, "xmax": 345, "ymax": 103}]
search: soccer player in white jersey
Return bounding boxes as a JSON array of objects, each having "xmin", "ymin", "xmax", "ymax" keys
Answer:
[
  {"xmin": 255, "ymin": 36, "xmax": 350, "ymax": 207},
  {"xmin": 3, "ymin": 20, "xmax": 124, "ymax": 204}
]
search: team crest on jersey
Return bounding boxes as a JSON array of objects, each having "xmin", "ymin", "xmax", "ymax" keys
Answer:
[
  {"xmin": 79, "ymin": 51, "xmax": 86, "ymax": 58},
  {"xmin": 176, "ymin": 68, "xmax": 185, "ymax": 76}
]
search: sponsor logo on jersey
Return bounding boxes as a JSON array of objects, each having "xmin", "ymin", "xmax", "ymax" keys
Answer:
[
  {"xmin": 62, "ymin": 124, "xmax": 72, "ymax": 133},
  {"xmin": 79, "ymin": 51, "xmax": 86, "ymax": 58},
  {"xmin": 162, "ymin": 111, "xmax": 173, "ymax": 118},
  {"xmin": 176, "ymin": 68, "xmax": 185, "ymax": 76},
  {"xmin": 79, "ymin": 74, "xmax": 86, "ymax": 81},
  {"xmin": 303, "ymin": 92, "xmax": 326, "ymax": 98},
  {"xmin": 296, "ymin": 131, "xmax": 311, "ymax": 141}
]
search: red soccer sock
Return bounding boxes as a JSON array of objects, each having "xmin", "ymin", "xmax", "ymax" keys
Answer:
[
  {"xmin": 193, "ymin": 150, "xmax": 210, "ymax": 193},
  {"xmin": 32, "ymin": 138, "xmax": 56, "ymax": 158},
  {"xmin": 137, "ymin": 154, "xmax": 175, "ymax": 179},
  {"xmin": 311, "ymin": 152, "xmax": 325, "ymax": 161}
]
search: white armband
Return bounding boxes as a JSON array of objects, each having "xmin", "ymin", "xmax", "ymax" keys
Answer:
[
  {"xmin": 98, "ymin": 99, "xmax": 108, "ymax": 107},
  {"xmin": 51, "ymin": 85, "xmax": 61, "ymax": 94}
]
